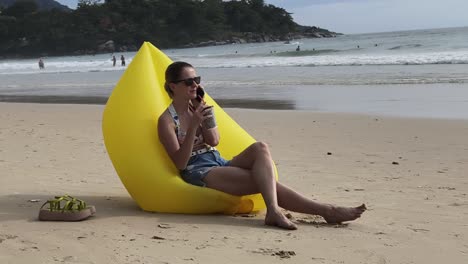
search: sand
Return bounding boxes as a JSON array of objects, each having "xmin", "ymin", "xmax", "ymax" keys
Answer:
[{"xmin": 0, "ymin": 102, "xmax": 467, "ymax": 264}]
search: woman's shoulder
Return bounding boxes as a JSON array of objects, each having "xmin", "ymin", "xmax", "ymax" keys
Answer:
[
  {"xmin": 158, "ymin": 110, "xmax": 178, "ymax": 136},
  {"xmin": 158, "ymin": 109, "xmax": 172, "ymax": 126}
]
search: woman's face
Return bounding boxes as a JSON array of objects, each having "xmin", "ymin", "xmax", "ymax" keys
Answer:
[{"xmin": 171, "ymin": 67, "xmax": 199, "ymax": 100}]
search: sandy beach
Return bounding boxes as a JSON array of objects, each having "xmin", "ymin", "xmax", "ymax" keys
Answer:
[{"xmin": 1, "ymin": 102, "xmax": 467, "ymax": 264}]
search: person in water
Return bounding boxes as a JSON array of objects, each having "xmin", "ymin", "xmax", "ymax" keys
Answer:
[
  {"xmin": 38, "ymin": 58, "xmax": 45, "ymax": 69},
  {"xmin": 158, "ymin": 61, "xmax": 366, "ymax": 230},
  {"xmin": 121, "ymin": 55, "xmax": 126, "ymax": 66}
]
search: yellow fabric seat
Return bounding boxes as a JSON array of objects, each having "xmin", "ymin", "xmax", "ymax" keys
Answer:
[{"xmin": 102, "ymin": 42, "xmax": 274, "ymax": 214}]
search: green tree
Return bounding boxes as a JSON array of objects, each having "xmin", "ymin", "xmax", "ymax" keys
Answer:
[
  {"xmin": 0, "ymin": 0, "xmax": 332, "ymax": 57},
  {"xmin": 3, "ymin": 0, "xmax": 38, "ymax": 18},
  {"xmin": 78, "ymin": 0, "xmax": 101, "ymax": 8}
]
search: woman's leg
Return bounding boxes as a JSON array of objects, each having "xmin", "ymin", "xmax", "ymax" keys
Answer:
[
  {"xmin": 205, "ymin": 142, "xmax": 297, "ymax": 229},
  {"xmin": 276, "ymin": 182, "xmax": 366, "ymax": 224},
  {"xmin": 204, "ymin": 142, "xmax": 366, "ymax": 228},
  {"xmin": 205, "ymin": 167, "xmax": 366, "ymax": 225}
]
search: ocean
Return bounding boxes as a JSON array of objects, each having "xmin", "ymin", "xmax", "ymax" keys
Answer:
[{"xmin": 1, "ymin": 26, "xmax": 468, "ymax": 119}]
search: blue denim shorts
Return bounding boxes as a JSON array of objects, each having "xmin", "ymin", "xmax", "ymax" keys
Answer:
[{"xmin": 180, "ymin": 150, "xmax": 230, "ymax": 187}]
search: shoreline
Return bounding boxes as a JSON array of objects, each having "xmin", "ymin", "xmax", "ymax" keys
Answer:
[
  {"xmin": 0, "ymin": 32, "xmax": 337, "ymax": 60},
  {"xmin": 1, "ymin": 95, "xmax": 468, "ymax": 121}
]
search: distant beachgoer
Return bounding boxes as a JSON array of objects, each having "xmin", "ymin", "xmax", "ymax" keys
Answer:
[
  {"xmin": 112, "ymin": 55, "xmax": 116, "ymax": 67},
  {"xmin": 374, "ymin": 44, "xmax": 378, "ymax": 47},
  {"xmin": 313, "ymin": 48, "xmax": 315, "ymax": 51},
  {"xmin": 296, "ymin": 45, "xmax": 300, "ymax": 52},
  {"xmin": 121, "ymin": 55, "xmax": 126, "ymax": 66},
  {"xmin": 38, "ymin": 59, "xmax": 44, "ymax": 69},
  {"xmin": 357, "ymin": 45, "xmax": 360, "ymax": 49}
]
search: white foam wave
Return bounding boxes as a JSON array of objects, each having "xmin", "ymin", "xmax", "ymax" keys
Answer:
[
  {"xmin": 1, "ymin": 50, "xmax": 468, "ymax": 75},
  {"xmin": 0, "ymin": 55, "xmax": 133, "ymax": 75}
]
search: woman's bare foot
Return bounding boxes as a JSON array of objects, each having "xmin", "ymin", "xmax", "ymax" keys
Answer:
[
  {"xmin": 323, "ymin": 204, "xmax": 367, "ymax": 224},
  {"xmin": 265, "ymin": 210, "xmax": 298, "ymax": 230}
]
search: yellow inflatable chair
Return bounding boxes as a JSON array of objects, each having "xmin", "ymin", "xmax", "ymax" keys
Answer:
[{"xmin": 102, "ymin": 42, "xmax": 274, "ymax": 214}]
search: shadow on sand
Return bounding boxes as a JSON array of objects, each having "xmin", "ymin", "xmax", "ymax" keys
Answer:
[
  {"xmin": 0, "ymin": 193, "xmax": 347, "ymax": 229},
  {"xmin": 0, "ymin": 194, "xmax": 270, "ymax": 229}
]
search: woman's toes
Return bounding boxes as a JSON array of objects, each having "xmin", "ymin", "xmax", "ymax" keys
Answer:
[
  {"xmin": 265, "ymin": 212, "xmax": 298, "ymax": 230},
  {"xmin": 323, "ymin": 204, "xmax": 367, "ymax": 224},
  {"xmin": 357, "ymin": 204, "xmax": 367, "ymax": 211}
]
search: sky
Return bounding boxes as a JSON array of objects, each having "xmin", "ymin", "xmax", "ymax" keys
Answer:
[{"xmin": 57, "ymin": 0, "xmax": 468, "ymax": 34}]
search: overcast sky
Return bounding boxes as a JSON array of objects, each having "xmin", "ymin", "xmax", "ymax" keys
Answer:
[{"xmin": 58, "ymin": 0, "xmax": 468, "ymax": 34}]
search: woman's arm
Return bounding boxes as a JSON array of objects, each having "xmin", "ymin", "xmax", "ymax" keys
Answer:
[{"xmin": 201, "ymin": 121, "xmax": 220, "ymax": 146}]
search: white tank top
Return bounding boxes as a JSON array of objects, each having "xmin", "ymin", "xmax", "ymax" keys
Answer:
[{"xmin": 168, "ymin": 103, "xmax": 206, "ymax": 150}]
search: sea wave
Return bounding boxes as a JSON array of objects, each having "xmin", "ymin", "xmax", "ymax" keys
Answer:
[
  {"xmin": 273, "ymin": 49, "xmax": 340, "ymax": 57},
  {"xmin": 1, "ymin": 50, "xmax": 468, "ymax": 75},
  {"xmin": 191, "ymin": 51, "xmax": 468, "ymax": 68},
  {"xmin": 388, "ymin": 44, "xmax": 423, "ymax": 50},
  {"xmin": 0, "ymin": 56, "xmax": 132, "ymax": 75},
  {"xmin": 205, "ymin": 77, "xmax": 468, "ymax": 86}
]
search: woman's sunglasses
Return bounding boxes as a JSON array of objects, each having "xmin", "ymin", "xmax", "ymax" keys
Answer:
[{"xmin": 173, "ymin": 76, "xmax": 201, "ymax": 86}]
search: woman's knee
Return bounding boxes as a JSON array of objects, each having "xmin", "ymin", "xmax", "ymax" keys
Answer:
[{"xmin": 252, "ymin": 141, "xmax": 270, "ymax": 156}]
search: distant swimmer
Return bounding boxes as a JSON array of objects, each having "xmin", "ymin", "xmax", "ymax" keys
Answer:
[
  {"xmin": 112, "ymin": 55, "xmax": 116, "ymax": 67},
  {"xmin": 357, "ymin": 45, "xmax": 360, "ymax": 49},
  {"xmin": 121, "ymin": 55, "xmax": 126, "ymax": 66},
  {"xmin": 296, "ymin": 45, "xmax": 300, "ymax": 52},
  {"xmin": 374, "ymin": 44, "xmax": 378, "ymax": 47},
  {"xmin": 38, "ymin": 59, "xmax": 44, "ymax": 69}
]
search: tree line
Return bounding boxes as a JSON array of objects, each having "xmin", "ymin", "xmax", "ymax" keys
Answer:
[{"xmin": 0, "ymin": 0, "xmax": 333, "ymax": 57}]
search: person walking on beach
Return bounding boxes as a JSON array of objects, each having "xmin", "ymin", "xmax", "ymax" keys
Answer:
[
  {"xmin": 158, "ymin": 61, "xmax": 367, "ymax": 230},
  {"xmin": 121, "ymin": 55, "xmax": 126, "ymax": 66},
  {"xmin": 112, "ymin": 55, "xmax": 116, "ymax": 67},
  {"xmin": 38, "ymin": 59, "xmax": 44, "ymax": 69},
  {"xmin": 296, "ymin": 45, "xmax": 300, "ymax": 52}
]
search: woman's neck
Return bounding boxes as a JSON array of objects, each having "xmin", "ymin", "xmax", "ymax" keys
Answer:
[{"xmin": 172, "ymin": 98, "xmax": 190, "ymax": 115}]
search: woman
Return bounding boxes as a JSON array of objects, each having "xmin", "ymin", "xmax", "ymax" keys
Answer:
[{"xmin": 158, "ymin": 61, "xmax": 366, "ymax": 230}]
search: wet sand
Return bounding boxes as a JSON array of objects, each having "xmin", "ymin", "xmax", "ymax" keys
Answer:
[
  {"xmin": 0, "ymin": 95, "xmax": 295, "ymax": 110},
  {"xmin": 2, "ymin": 65, "xmax": 468, "ymax": 119}
]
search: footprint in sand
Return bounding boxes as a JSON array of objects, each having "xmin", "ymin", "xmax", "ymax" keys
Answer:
[
  {"xmin": 0, "ymin": 234, "xmax": 18, "ymax": 243},
  {"xmin": 251, "ymin": 248, "xmax": 296, "ymax": 259}
]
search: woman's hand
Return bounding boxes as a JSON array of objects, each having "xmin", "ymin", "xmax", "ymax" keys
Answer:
[
  {"xmin": 190, "ymin": 102, "xmax": 213, "ymax": 129},
  {"xmin": 191, "ymin": 85, "xmax": 205, "ymax": 108}
]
